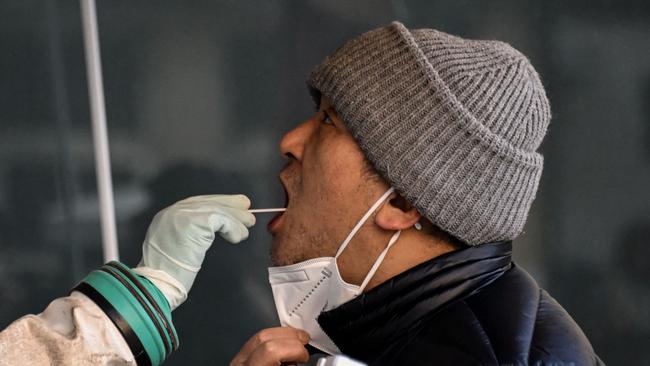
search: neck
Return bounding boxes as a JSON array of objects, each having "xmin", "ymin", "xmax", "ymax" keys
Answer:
[{"xmin": 362, "ymin": 229, "xmax": 458, "ymax": 291}]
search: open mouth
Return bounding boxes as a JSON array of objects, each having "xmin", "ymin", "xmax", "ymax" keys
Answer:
[{"xmin": 267, "ymin": 181, "xmax": 289, "ymax": 234}]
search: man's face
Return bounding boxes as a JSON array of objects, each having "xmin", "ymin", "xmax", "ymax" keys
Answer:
[{"xmin": 268, "ymin": 97, "xmax": 388, "ymax": 266}]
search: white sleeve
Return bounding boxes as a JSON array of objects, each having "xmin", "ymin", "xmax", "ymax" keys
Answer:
[{"xmin": 0, "ymin": 291, "xmax": 136, "ymax": 366}]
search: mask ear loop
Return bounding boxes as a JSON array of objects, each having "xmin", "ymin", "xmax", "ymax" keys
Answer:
[
  {"xmin": 358, "ymin": 230, "xmax": 401, "ymax": 292},
  {"xmin": 334, "ymin": 187, "xmax": 395, "ymax": 258}
]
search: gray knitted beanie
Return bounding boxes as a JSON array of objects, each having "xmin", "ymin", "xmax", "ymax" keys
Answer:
[{"xmin": 307, "ymin": 21, "xmax": 550, "ymax": 246}]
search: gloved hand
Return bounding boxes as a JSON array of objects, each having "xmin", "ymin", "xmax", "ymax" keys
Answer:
[{"xmin": 133, "ymin": 194, "xmax": 256, "ymax": 310}]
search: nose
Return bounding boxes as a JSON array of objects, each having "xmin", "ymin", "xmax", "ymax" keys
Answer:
[{"xmin": 279, "ymin": 119, "xmax": 315, "ymax": 162}]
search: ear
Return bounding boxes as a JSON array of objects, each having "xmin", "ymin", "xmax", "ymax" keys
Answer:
[{"xmin": 375, "ymin": 193, "xmax": 421, "ymax": 231}]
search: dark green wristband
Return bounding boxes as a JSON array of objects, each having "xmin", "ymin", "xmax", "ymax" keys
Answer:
[{"xmin": 71, "ymin": 261, "xmax": 179, "ymax": 366}]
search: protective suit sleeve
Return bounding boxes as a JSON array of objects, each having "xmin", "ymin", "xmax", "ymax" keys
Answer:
[
  {"xmin": 0, "ymin": 261, "xmax": 178, "ymax": 366},
  {"xmin": 0, "ymin": 291, "xmax": 135, "ymax": 366}
]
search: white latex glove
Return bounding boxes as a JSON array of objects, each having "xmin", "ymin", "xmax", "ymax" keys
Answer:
[{"xmin": 133, "ymin": 194, "xmax": 256, "ymax": 310}]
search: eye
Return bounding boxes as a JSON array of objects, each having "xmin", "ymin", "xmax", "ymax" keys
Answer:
[{"xmin": 321, "ymin": 111, "xmax": 334, "ymax": 126}]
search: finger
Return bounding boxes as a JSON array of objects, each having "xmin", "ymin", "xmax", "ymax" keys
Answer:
[
  {"xmin": 202, "ymin": 209, "xmax": 255, "ymax": 242},
  {"xmin": 180, "ymin": 202, "xmax": 256, "ymax": 227},
  {"xmin": 222, "ymin": 207, "xmax": 256, "ymax": 227},
  {"xmin": 237, "ymin": 327, "xmax": 310, "ymax": 360},
  {"xmin": 179, "ymin": 194, "xmax": 252, "ymax": 209},
  {"xmin": 246, "ymin": 338, "xmax": 310, "ymax": 366},
  {"xmin": 198, "ymin": 206, "xmax": 256, "ymax": 228},
  {"xmin": 206, "ymin": 194, "xmax": 252, "ymax": 209},
  {"xmin": 217, "ymin": 220, "xmax": 250, "ymax": 244}
]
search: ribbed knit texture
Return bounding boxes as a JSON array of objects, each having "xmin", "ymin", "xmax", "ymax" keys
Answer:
[{"xmin": 307, "ymin": 21, "xmax": 551, "ymax": 246}]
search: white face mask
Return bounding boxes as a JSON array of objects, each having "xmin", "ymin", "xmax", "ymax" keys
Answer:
[{"xmin": 268, "ymin": 187, "xmax": 402, "ymax": 355}]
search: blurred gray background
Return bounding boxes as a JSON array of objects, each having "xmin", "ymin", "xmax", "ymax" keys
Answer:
[{"xmin": 1, "ymin": 0, "xmax": 648, "ymax": 364}]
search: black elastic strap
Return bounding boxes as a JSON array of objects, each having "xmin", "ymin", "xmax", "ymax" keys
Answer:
[
  {"xmin": 105, "ymin": 262, "xmax": 178, "ymax": 351},
  {"xmin": 72, "ymin": 282, "xmax": 152, "ymax": 366}
]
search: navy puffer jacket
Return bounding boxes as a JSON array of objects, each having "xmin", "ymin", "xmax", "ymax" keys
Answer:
[{"xmin": 317, "ymin": 241, "xmax": 604, "ymax": 365}]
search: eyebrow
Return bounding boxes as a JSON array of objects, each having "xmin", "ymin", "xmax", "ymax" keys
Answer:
[
  {"xmin": 324, "ymin": 106, "xmax": 338, "ymax": 118},
  {"xmin": 316, "ymin": 99, "xmax": 340, "ymax": 121}
]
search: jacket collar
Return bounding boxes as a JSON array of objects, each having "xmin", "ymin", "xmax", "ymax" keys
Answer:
[{"xmin": 317, "ymin": 241, "xmax": 513, "ymax": 359}]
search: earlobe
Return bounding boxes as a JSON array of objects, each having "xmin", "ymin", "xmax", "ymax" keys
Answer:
[{"xmin": 375, "ymin": 195, "xmax": 421, "ymax": 231}]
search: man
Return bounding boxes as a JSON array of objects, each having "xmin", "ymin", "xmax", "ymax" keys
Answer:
[{"xmin": 230, "ymin": 22, "xmax": 603, "ymax": 365}]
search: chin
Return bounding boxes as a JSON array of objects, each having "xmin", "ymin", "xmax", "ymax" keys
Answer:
[
  {"xmin": 269, "ymin": 236, "xmax": 307, "ymax": 267},
  {"xmin": 269, "ymin": 241, "xmax": 282, "ymax": 266},
  {"xmin": 269, "ymin": 236, "xmax": 289, "ymax": 266}
]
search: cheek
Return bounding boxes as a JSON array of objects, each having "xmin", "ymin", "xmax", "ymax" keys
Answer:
[
  {"xmin": 274, "ymin": 132, "xmax": 374, "ymax": 264},
  {"xmin": 309, "ymin": 135, "xmax": 366, "ymax": 194},
  {"xmin": 307, "ymin": 140, "xmax": 369, "ymax": 235}
]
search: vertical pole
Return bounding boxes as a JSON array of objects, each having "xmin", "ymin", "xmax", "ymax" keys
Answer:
[{"xmin": 80, "ymin": 0, "xmax": 119, "ymax": 262}]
